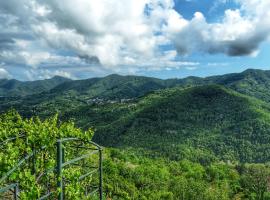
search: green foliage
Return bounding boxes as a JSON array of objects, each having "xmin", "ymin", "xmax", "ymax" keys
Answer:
[
  {"xmin": 103, "ymin": 148, "xmax": 270, "ymax": 200},
  {"xmin": 1, "ymin": 112, "xmax": 270, "ymax": 199},
  {"xmin": 4, "ymin": 83, "xmax": 270, "ymax": 163},
  {"xmin": 240, "ymin": 164, "xmax": 270, "ymax": 200},
  {"xmin": 2, "ymin": 69, "xmax": 270, "ymax": 198},
  {"xmin": 90, "ymin": 85, "xmax": 270, "ymax": 163},
  {"xmin": 0, "ymin": 110, "xmax": 94, "ymax": 199},
  {"xmin": 0, "ymin": 76, "xmax": 70, "ymax": 97},
  {"xmin": 2, "ymin": 70, "xmax": 270, "ymax": 164}
]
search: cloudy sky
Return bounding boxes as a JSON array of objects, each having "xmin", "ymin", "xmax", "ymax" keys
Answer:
[{"xmin": 0, "ymin": 0, "xmax": 270, "ymax": 80}]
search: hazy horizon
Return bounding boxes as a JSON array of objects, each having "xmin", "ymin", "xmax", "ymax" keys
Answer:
[{"xmin": 1, "ymin": 67, "xmax": 269, "ymax": 82}]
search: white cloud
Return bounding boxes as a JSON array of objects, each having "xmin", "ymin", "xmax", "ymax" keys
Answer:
[
  {"xmin": 165, "ymin": 0, "xmax": 270, "ymax": 57},
  {"xmin": 33, "ymin": 0, "xmax": 174, "ymax": 66},
  {"xmin": 0, "ymin": 0, "xmax": 183, "ymax": 78},
  {"xmin": 0, "ymin": 67, "xmax": 12, "ymax": 79},
  {"xmin": 24, "ymin": 69, "xmax": 73, "ymax": 81},
  {"xmin": 0, "ymin": 0, "xmax": 269, "ymax": 80},
  {"xmin": 207, "ymin": 62, "xmax": 229, "ymax": 67}
]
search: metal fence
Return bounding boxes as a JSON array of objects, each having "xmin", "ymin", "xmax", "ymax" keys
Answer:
[{"xmin": 0, "ymin": 137, "xmax": 103, "ymax": 200}]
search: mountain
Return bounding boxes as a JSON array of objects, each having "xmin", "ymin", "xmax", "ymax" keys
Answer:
[
  {"xmin": 65, "ymin": 85, "xmax": 270, "ymax": 163},
  {"xmin": 2, "ymin": 69, "xmax": 270, "ymax": 163},
  {"xmin": 50, "ymin": 74, "xmax": 167, "ymax": 99},
  {"xmin": 0, "ymin": 76, "xmax": 71, "ymax": 97},
  {"xmin": 44, "ymin": 69, "xmax": 270, "ymax": 103},
  {"xmin": 2, "ymin": 68, "xmax": 270, "ymax": 117},
  {"xmin": 2, "ymin": 68, "xmax": 270, "ymax": 100},
  {"xmin": 162, "ymin": 69, "xmax": 270, "ymax": 103},
  {"xmin": 3, "ymin": 69, "xmax": 270, "ymax": 200},
  {"xmin": 204, "ymin": 69, "xmax": 270, "ymax": 103}
]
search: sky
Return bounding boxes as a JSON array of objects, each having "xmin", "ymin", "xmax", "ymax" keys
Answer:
[{"xmin": 0, "ymin": 0, "xmax": 270, "ymax": 80}]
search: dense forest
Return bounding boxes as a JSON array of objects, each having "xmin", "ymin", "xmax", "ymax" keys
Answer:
[
  {"xmin": 1, "ymin": 112, "xmax": 270, "ymax": 199},
  {"xmin": 1, "ymin": 69, "xmax": 270, "ymax": 199}
]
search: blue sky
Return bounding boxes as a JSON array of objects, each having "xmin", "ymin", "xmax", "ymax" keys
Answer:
[
  {"xmin": 0, "ymin": 0, "xmax": 269, "ymax": 80},
  {"xmin": 152, "ymin": 0, "xmax": 270, "ymax": 79}
]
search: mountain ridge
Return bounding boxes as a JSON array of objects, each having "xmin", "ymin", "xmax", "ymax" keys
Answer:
[
  {"xmin": 91, "ymin": 84, "xmax": 270, "ymax": 162},
  {"xmin": 1, "ymin": 69, "xmax": 270, "ymax": 163},
  {"xmin": 0, "ymin": 76, "xmax": 71, "ymax": 97},
  {"xmin": 1, "ymin": 68, "xmax": 270, "ymax": 100}
]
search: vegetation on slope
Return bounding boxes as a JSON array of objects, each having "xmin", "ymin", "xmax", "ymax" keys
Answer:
[
  {"xmin": 0, "ymin": 111, "xmax": 96, "ymax": 199},
  {"xmin": 2, "ymin": 69, "xmax": 270, "ymax": 199},
  {"xmin": 2, "ymin": 68, "xmax": 270, "ymax": 117},
  {"xmin": 205, "ymin": 69, "xmax": 270, "ymax": 103},
  {"xmin": 3, "ymin": 76, "xmax": 270, "ymax": 163},
  {"xmin": 1, "ymin": 112, "xmax": 270, "ymax": 200},
  {"xmin": 61, "ymin": 85, "xmax": 270, "ymax": 163},
  {"xmin": 0, "ymin": 76, "xmax": 70, "ymax": 97}
]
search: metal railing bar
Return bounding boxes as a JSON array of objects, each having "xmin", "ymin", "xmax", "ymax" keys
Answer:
[
  {"xmin": 57, "ymin": 138, "xmax": 102, "ymax": 150},
  {"xmin": 0, "ymin": 135, "xmax": 25, "ymax": 146},
  {"xmin": 78, "ymin": 169, "xmax": 98, "ymax": 181},
  {"xmin": 0, "ymin": 146, "xmax": 46, "ymax": 183},
  {"xmin": 38, "ymin": 191, "xmax": 55, "ymax": 200},
  {"xmin": 0, "ymin": 183, "xmax": 18, "ymax": 193},
  {"xmin": 88, "ymin": 141, "xmax": 102, "ymax": 150},
  {"xmin": 62, "ymin": 150, "xmax": 99, "ymax": 168},
  {"xmin": 0, "ymin": 137, "xmax": 103, "ymax": 200},
  {"xmin": 67, "ymin": 145, "xmax": 99, "ymax": 150},
  {"xmin": 87, "ymin": 188, "xmax": 99, "ymax": 196}
]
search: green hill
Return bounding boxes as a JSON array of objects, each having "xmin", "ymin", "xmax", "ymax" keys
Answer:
[
  {"xmin": 2, "ymin": 111, "xmax": 270, "ymax": 199},
  {"xmin": 2, "ymin": 70, "xmax": 270, "ymax": 199},
  {"xmin": 205, "ymin": 69, "xmax": 270, "ymax": 103},
  {"xmin": 50, "ymin": 74, "xmax": 167, "ymax": 99},
  {"xmin": 2, "ymin": 68, "xmax": 270, "ymax": 101},
  {"xmin": 80, "ymin": 85, "xmax": 270, "ymax": 163},
  {"xmin": 0, "ymin": 76, "xmax": 71, "ymax": 97},
  {"xmin": 2, "ymin": 69, "xmax": 270, "ymax": 163}
]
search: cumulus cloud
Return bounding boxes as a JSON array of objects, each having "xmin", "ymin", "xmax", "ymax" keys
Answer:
[
  {"xmin": 24, "ymin": 69, "xmax": 73, "ymax": 81},
  {"xmin": 165, "ymin": 0, "xmax": 270, "ymax": 56},
  {"xmin": 0, "ymin": 0, "xmax": 184, "ymax": 79},
  {"xmin": 0, "ymin": 68, "xmax": 12, "ymax": 79},
  {"xmin": 32, "ymin": 0, "xmax": 175, "ymax": 66},
  {"xmin": 0, "ymin": 0, "xmax": 269, "ymax": 80}
]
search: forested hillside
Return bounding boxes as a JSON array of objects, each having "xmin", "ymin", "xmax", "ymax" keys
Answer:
[
  {"xmin": 62, "ymin": 85, "xmax": 270, "ymax": 163},
  {"xmin": 1, "ymin": 112, "xmax": 270, "ymax": 199},
  {"xmin": 49, "ymin": 68, "xmax": 270, "ymax": 103},
  {"xmin": 205, "ymin": 69, "xmax": 270, "ymax": 103},
  {"xmin": 2, "ymin": 69, "xmax": 270, "ymax": 199},
  {"xmin": 1, "ymin": 69, "xmax": 270, "ymax": 164},
  {"xmin": 0, "ymin": 76, "xmax": 70, "ymax": 97}
]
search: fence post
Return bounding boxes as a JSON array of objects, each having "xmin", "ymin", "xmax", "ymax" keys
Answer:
[
  {"xmin": 57, "ymin": 140, "xmax": 63, "ymax": 200},
  {"xmin": 99, "ymin": 149, "xmax": 103, "ymax": 200},
  {"xmin": 14, "ymin": 184, "xmax": 18, "ymax": 200}
]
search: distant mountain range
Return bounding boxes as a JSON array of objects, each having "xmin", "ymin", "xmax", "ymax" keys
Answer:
[
  {"xmin": 2, "ymin": 68, "xmax": 270, "ymax": 163},
  {"xmin": 0, "ymin": 76, "xmax": 71, "ymax": 97},
  {"xmin": 2, "ymin": 69, "xmax": 270, "ymax": 102}
]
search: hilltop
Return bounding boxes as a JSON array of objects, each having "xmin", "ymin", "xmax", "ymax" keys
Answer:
[
  {"xmin": 2, "ymin": 69, "xmax": 270, "ymax": 102},
  {"xmin": 0, "ymin": 76, "xmax": 70, "ymax": 97},
  {"xmin": 1, "ymin": 69, "xmax": 270, "ymax": 163},
  {"xmin": 89, "ymin": 85, "xmax": 270, "ymax": 162}
]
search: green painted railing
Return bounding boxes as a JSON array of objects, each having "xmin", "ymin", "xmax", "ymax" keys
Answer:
[
  {"xmin": 0, "ymin": 137, "xmax": 103, "ymax": 200},
  {"xmin": 56, "ymin": 138, "xmax": 103, "ymax": 200}
]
